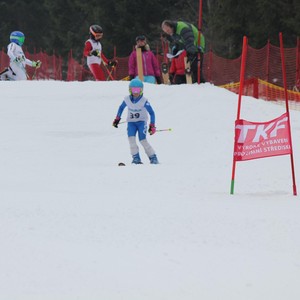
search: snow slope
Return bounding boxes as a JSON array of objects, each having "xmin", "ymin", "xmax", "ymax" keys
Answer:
[{"xmin": 0, "ymin": 80, "xmax": 300, "ymax": 300}]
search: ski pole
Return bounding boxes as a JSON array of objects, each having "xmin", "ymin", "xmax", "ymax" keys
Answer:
[
  {"xmin": 32, "ymin": 65, "xmax": 40, "ymax": 80},
  {"xmin": 156, "ymin": 128, "xmax": 172, "ymax": 132},
  {"xmin": 107, "ymin": 66, "xmax": 116, "ymax": 80},
  {"xmin": 32, "ymin": 61, "xmax": 41, "ymax": 80},
  {"xmin": 104, "ymin": 63, "xmax": 115, "ymax": 81},
  {"xmin": 118, "ymin": 121, "xmax": 171, "ymax": 132}
]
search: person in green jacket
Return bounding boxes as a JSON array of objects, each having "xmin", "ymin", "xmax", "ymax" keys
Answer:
[{"xmin": 161, "ymin": 20, "xmax": 205, "ymax": 83}]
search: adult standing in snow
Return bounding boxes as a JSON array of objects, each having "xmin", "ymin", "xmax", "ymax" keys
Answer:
[
  {"xmin": 0, "ymin": 31, "xmax": 41, "ymax": 81},
  {"xmin": 83, "ymin": 24, "xmax": 117, "ymax": 81},
  {"xmin": 128, "ymin": 35, "xmax": 162, "ymax": 84},
  {"xmin": 112, "ymin": 78, "xmax": 159, "ymax": 164},
  {"xmin": 161, "ymin": 20, "xmax": 205, "ymax": 83}
]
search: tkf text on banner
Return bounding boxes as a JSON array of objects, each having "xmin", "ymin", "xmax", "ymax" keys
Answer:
[{"xmin": 234, "ymin": 112, "xmax": 291, "ymax": 161}]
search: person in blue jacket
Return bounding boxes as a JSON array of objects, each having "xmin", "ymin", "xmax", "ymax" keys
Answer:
[{"xmin": 112, "ymin": 78, "xmax": 159, "ymax": 164}]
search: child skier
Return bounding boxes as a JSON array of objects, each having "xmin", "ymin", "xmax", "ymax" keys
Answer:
[
  {"xmin": 112, "ymin": 78, "xmax": 159, "ymax": 164},
  {"xmin": 0, "ymin": 31, "xmax": 41, "ymax": 81},
  {"xmin": 83, "ymin": 24, "xmax": 117, "ymax": 81}
]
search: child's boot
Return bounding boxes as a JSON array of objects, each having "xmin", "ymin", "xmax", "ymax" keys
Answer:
[
  {"xmin": 132, "ymin": 153, "xmax": 142, "ymax": 164},
  {"xmin": 149, "ymin": 154, "xmax": 159, "ymax": 164}
]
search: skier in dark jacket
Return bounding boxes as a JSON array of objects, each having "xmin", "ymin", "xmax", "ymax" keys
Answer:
[{"xmin": 161, "ymin": 20, "xmax": 205, "ymax": 83}]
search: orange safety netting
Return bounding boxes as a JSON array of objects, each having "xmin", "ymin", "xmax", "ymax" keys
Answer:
[
  {"xmin": 221, "ymin": 78, "xmax": 300, "ymax": 110},
  {"xmin": 1, "ymin": 40, "xmax": 300, "ymax": 102},
  {"xmin": 221, "ymin": 78, "xmax": 300, "ymax": 101},
  {"xmin": 66, "ymin": 40, "xmax": 300, "ymax": 90}
]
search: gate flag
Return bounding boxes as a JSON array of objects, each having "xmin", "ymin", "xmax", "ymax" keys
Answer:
[
  {"xmin": 234, "ymin": 113, "xmax": 291, "ymax": 161},
  {"xmin": 230, "ymin": 34, "xmax": 297, "ymax": 195}
]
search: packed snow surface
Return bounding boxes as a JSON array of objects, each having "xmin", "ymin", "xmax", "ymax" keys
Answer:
[{"xmin": 1, "ymin": 81, "xmax": 300, "ymax": 300}]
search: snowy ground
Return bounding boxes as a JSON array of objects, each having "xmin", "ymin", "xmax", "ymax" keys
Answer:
[{"xmin": 0, "ymin": 80, "xmax": 300, "ymax": 300}]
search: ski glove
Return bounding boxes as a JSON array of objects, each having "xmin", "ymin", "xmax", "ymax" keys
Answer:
[
  {"xmin": 108, "ymin": 60, "xmax": 118, "ymax": 67},
  {"xmin": 32, "ymin": 60, "xmax": 41, "ymax": 68},
  {"xmin": 148, "ymin": 123, "xmax": 156, "ymax": 135},
  {"xmin": 91, "ymin": 49, "xmax": 100, "ymax": 57},
  {"xmin": 112, "ymin": 116, "xmax": 121, "ymax": 128}
]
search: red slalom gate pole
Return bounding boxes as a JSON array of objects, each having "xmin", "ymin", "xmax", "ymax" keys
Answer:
[
  {"xmin": 279, "ymin": 32, "xmax": 297, "ymax": 196},
  {"xmin": 230, "ymin": 36, "xmax": 248, "ymax": 195},
  {"xmin": 197, "ymin": 0, "xmax": 203, "ymax": 84}
]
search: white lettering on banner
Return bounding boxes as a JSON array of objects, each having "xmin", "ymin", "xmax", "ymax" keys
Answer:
[
  {"xmin": 263, "ymin": 145, "xmax": 291, "ymax": 152},
  {"xmin": 253, "ymin": 122, "xmax": 275, "ymax": 142},
  {"xmin": 262, "ymin": 138, "xmax": 289, "ymax": 145},
  {"xmin": 237, "ymin": 144, "xmax": 261, "ymax": 150},
  {"xmin": 235, "ymin": 117, "xmax": 288, "ymax": 143},
  {"xmin": 234, "ymin": 113, "xmax": 291, "ymax": 161},
  {"xmin": 270, "ymin": 117, "xmax": 288, "ymax": 137},
  {"xmin": 234, "ymin": 148, "xmax": 263, "ymax": 158},
  {"xmin": 235, "ymin": 125, "xmax": 256, "ymax": 143}
]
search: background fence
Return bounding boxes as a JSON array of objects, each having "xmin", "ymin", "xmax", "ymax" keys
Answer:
[{"xmin": 1, "ymin": 40, "xmax": 300, "ymax": 102}]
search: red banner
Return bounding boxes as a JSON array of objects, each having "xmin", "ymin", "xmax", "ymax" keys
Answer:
[{"xmin": 234, "ymin": 113, "xmax": 292, "ymax": 161}]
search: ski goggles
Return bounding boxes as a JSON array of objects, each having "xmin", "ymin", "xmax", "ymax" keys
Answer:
[
  {"xmin": 135, "ymin": 35, "xmax": 146, "ymax": 42},
  {"xmin": 11, "ymin": 36, "xmax": 25, "ymax": 46},
  {"xmin": 90, "ymin": 28, "xmax": 103, "ymax": 38},
  {"xmin": 130, "ymin": 87, "xmax": 142, "ymax": 94},
  {"xmin": 18, "ymin": 36, "xmax": 25, "ymax": 45}
]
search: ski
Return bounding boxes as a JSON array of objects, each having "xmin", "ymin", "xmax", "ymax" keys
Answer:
[
  {"xmin": 161, "ymin": 62, "xmax": 169, "ymax": 84},
  {"xmin": 136, "ymin": 47, "xmax": 144, "ymax": 81},
  {"xmin": 184, "ymin": 57, "xmax": 193, "ymax": 84},
  {"xmin": 118, "ymin": 162, "xmax": 145, "ymax": 166}
]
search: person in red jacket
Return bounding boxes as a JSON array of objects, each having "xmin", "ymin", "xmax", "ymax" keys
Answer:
[
  {"xmin": 169, "ymin": 50, "xmax": 187, "ymax": 84},
  {"xmin": 83, "ymin": 24, "xmax": 117, "ymax": 81}
]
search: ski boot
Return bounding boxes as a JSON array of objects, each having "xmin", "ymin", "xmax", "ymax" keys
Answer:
[
  {"xmin": 132, "ymin": 153, "xmax": 142, "ymax": 164},
  {"xmin": 149, "ymin": 154, "xmax": 159, "ymax": 164}
]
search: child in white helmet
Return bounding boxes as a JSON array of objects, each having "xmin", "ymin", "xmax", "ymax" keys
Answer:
[
  {"xmin": 113, "ymin": 78, "xmax": 159, "ymax": 164},
  {"xmin": 0, "ymin": 31, "xmax": 41, "ymax": 81}
]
